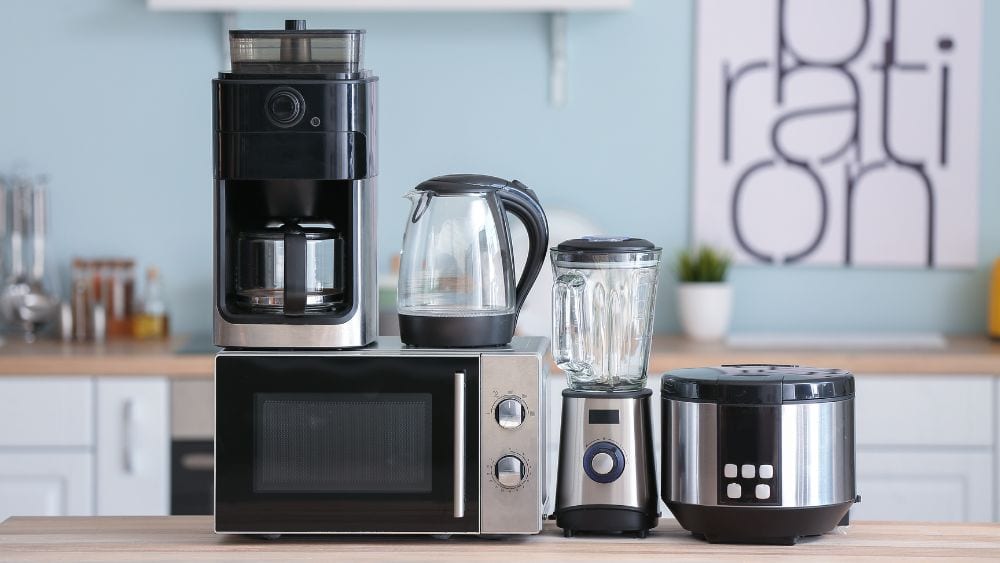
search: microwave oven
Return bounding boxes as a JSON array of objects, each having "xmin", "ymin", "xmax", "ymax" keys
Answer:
[{"xmin": 214, "ymin": 337, "xmax": 548, "ymax": 535}]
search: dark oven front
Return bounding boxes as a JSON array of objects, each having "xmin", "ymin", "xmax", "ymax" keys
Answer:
[{"xmin": 215, "ymin": 354, "xmax": 480, "ymax": 533}]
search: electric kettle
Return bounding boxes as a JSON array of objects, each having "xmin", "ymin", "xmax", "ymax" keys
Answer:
[{"xmin": 397, "ymin": 174, "xmax": 549, "ymax": 347}]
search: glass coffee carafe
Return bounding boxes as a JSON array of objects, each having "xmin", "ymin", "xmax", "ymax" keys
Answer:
[{"xmin": 551, "ymin": 237, "xmax": 662, "ymax": 391}]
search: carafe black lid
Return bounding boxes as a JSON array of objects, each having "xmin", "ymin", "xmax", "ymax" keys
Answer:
[
  {"xmin": 556, "ymin": 236, "xmax": 659, "ymax": 253},
  {"xmin": 661, "ymin": 364, "xmax": 855, "ymax": 404}
]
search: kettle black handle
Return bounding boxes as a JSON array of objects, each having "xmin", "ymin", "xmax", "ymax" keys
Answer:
[
  {"xmin": 283, "ymin": 223, "xmax": 307, "ymax": 316},
  {"xmin": 498, "ymin": 180, "xmax": 549, "ymax": 316}
]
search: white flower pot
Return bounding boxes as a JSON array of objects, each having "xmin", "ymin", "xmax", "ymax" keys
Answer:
[{"xmin": 678, "ymin": 282, "xmax": 733, "ymax": 342}]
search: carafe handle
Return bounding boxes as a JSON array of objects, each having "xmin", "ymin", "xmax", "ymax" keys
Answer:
[
  {"xmin": 283, "ymin": 223, "xmax": 307, "ymax": 316},
  {"xmin": 497, "ymin": 180, "xmax": 549, "ymax": 316},
  {"xmin": 553, "ymin": 272, "xmax": 588, "ymax": 371}
]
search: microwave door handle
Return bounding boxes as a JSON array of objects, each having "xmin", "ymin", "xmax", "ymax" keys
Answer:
[{"xmin": 454, "ymin": 371, "xmax": 465, "ymax": 518}]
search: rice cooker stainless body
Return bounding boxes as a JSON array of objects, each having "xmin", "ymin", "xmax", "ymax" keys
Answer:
[{"xmin": 661, "ymin": 365, "xmax": 858, "ymax": 545}]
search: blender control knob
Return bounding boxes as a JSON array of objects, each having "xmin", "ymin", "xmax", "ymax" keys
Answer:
[
  {"xmin": 495, "ymin": 455, "xmax": 526, "ymax": 488},
  {"xmin": 591, "ymin": 452, "xmax": 615, "ymax": 475},
  {"xmin": 583, "ymin": 441, "xmax": 626, "ymax": 484},
  {"xmin": 495, "ymin": 397, "xmax": 526, "ymax": 429}
]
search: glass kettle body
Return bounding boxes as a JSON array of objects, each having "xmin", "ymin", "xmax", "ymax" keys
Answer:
[{"xmin": 398, "ymin": 175, "xmax": 549, "ymax": 347}]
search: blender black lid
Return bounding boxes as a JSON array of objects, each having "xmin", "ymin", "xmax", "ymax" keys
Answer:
[
  {"xmin": 661, "ymin": 364, "xmax": 855, "ymax": 404},
  {"xmin": 556, "ymin": 236, "xmax": 659, "ymax": 253}
]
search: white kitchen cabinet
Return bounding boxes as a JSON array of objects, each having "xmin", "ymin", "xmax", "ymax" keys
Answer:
[
  {"xmin": 0, "ymin": 378, "xmax": 93, "ymax": 447},
  {"xmin": 96, "ymin": 378, "xmax": 170, "ymax": 515},
  {"xmin": 854, "ymin": 449, "xmax": 994, "ymax": 522},
  {"xmin": 0, "ymin": 452, "xmax": 93, "ymax": 520}
]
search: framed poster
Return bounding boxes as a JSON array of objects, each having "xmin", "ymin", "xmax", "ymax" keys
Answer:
[{"xmin": 691, "ymin": 0, "xmax": 982, "ymax": 268}]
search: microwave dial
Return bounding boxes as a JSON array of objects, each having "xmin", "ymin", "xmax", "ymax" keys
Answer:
[
  {"xmin": 495, "ymin": 455, "xmax": 527, "ymax": 488},
  {"xmin": 495, "ymin": 396, "xmax": 527, "ymax": 429}
]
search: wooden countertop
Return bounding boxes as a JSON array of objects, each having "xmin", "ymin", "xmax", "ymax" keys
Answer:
[
  {"xmin": 1, "ymin": 516, "xmax": 998, "ymax": 560},
  {"xmin": 0, "ymin": 336, "xmax": 214, "ymax": 378},
  {"xmin": 646, "ymin": 335, "xmax": 1000, "ymax": 375},
  {"xmin": 2, "ymin": 334, "xmax": 1000, "ymax": 378}
]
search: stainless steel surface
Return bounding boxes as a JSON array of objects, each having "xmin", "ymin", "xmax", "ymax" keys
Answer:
[
  {"xmin": 122, "ymin": 399, "xmax": 136, "ymax": 474},
  {"xmin": 495, "ymin": 455, "xmax": 526, "ymax": 488},
  {"xmin": 479, "ymin": 345, "xmax": 546, "ymax": 534},
  {"xmin": 453, "ymin": 371, "xmax": 465, "ymax": 519},
  {"xmin": 662, "ymin": 397, "xmax": 856, "ymax": 508},
  {"xmin": 780, "ymin": 400, "xmax": 855, "ymax": 507},
  {"xmin": 591, "ymin": 452, "xmax": 614, "ymax": 474},
  {"xmin": 214, "ymin": 179, "xmax": 377, "ymax": 348},
  {"xmin": 663, "ymin": 399, "xmax": 718, "ymax": 505},
  {"xmin": 213, "ymin": 337, "xmax": 548, "ymax": 535},
  {"xmin": 496, "ymin": 397, "xmax": 526, "ymax": 429},
  {"xmin": 555, "ymin": 393, "xmax": 657, "ymax": 512},
  {"xmin": 0, "ymin": 181, "xmax": 57, "ymax": 342}
]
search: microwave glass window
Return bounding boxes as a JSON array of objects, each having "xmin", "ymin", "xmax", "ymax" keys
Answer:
[{"xmin": 254, "ymin": 393, "xmax": 433, "ymax": 493}]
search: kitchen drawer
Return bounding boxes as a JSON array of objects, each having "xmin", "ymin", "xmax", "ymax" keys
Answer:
[
  {"xmin": 854, "ymin": 375, "xmax": 994, "ymax": 447},
  {"xmin": 0, "ymin": 378, "xmax": 94, "ymax": 447}
]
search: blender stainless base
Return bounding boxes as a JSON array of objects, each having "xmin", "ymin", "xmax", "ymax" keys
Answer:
[{"xmin": 554, "ymin": 388, "xmax": 658, "ymax": 537}]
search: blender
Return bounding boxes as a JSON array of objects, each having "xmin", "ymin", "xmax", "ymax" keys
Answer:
[{"xmin": 551, "ymin": 237, "xmax": 662, "ymax": 537}]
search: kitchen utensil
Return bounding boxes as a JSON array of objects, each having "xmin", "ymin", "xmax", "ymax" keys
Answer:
[
  {"xmin": 661, "ymin": 364, "xmax": 859, "ymax": 544},
  {"xmin": 397, "ymin": 174, "xmax": 549, "ymax": 347},
  {"xmin": 214, "ymin": 336, "xmax": 548, "ymax": 536},
  {"xmin": 214, "ymin": 19, "xmax": 377, "ymax": 348},
  {"xmin": 236, "ymin": 225, "xmax": 344, "ymax": 313},
  {"xmin": 551, "ymin": 236, "xmax": 662, "ymax": 537},
  {"xmin": 0, "ymin": 180, "xmax": 57, "ymax": 342},
  {"xmin": 550, "ymin": 236, "xmax": 662, "ymax": 391}
]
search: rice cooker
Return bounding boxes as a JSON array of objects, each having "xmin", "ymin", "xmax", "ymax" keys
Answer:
[{"xmin": 660, "ymin": 364, "xmax": 859, "ymax": 545}]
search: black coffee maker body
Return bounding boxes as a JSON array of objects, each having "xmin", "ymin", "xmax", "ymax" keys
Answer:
[{"xmin": 213, "ymin": 20, "xmax": 377, "ymax": 348}]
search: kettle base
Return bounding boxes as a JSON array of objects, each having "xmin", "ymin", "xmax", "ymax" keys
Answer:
[
  {"xmin": 399, "ymin": 313, "xmax": 515, "ymax": 347},
  {"xmin": 666, "ymin": 501, "xmax": 854, "ymax": 545}
]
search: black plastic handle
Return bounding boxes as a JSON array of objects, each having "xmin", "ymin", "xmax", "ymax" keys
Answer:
[
  {"xmin": 283, "ymin": 223, "xmax": 307, "ymax": 316},
  {"xmin": 497, "ymin": 180, "xmax": 549, "ymax": 317}
]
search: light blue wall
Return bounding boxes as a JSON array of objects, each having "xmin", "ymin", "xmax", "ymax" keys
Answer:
[{"xmin": 0, "ymin": 0, "xmax": 996, "ymax": 334}]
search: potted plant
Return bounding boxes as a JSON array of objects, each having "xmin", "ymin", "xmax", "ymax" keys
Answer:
[{"xmin": 675, "ymin": 246, "xmax": 732, "ymax": 342}]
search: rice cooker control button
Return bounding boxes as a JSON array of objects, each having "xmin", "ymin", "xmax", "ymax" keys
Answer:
[
  {"xmin": 755, "ymin": 484, "xmax": 771, "ymax": 500},
  {"xmin": 583, "ymin": 442, "xmax": 625, "ymax": 484},
  {"xmin": 495, "ymin": 397, "xmax": 526, "ymax": 429},
  {"xmin": 726, "ymin": 483, "xmax": 742, "ymax": 499},
  {"xmin": 759, "ymin": 464, "xmax": 774, "ymax": 479},
  {"xmin": 723, "ymin": 464, "xmax": 738, "ymax": 478},
  {"xmin": 495, "ymin": 455, "xmax": 526, "ymax": 488},
  {"xmin": 741, "ymin": 464, "xmax": 756, "ymax": 479}
]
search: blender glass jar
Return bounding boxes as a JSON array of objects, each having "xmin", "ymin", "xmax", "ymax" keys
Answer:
[{"xmin": 551, "ymin": 237, "xmax": 662, "ymax": 391}]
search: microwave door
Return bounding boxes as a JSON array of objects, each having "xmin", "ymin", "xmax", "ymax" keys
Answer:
[{"xmin": 214, "ymin": 353, "xmax": 480, "ymax": 534}]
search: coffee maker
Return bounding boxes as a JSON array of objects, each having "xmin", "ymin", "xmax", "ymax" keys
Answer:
[
  {"xmin": 213, "ymin": 20, "xmax": 377, "ymax": 348},
  {"xmin": 551, "ymin": 237, "xmax": 663, "ymax": 537}
]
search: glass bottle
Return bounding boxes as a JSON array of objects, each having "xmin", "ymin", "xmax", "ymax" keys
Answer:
[{"xmin": 133, "ymin": 266, "xmax": 169, "ymax": 340}]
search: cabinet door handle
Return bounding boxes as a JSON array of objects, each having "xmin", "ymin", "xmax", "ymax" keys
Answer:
[
  {"xmin": 122, "ymin": 399, "xmax": 137, "ymax": 474},
  {"xmin": 454, "ymin": 371, "xmax": 465, "ymax": 519}
]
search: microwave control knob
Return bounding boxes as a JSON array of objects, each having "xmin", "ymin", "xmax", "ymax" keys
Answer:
[
  {"xmin": 495, "ymin": 397, "xmax": 526, "ymax": 429},
  {"xmin": 495, "ymin": 455, "xmax": 526, "ymax": 488}
]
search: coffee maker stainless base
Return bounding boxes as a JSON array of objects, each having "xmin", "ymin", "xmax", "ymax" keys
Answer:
[{"xmin": 554, "ymin": 388, "xmax": 658, "ymax": 537}]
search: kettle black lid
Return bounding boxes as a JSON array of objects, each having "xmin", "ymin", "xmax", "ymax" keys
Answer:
[
  {"xmin": 661, "ymin": 364, "xmax": 855, "ymax": 404},
  {"xmin": 557, "ymin": 236, "xmax": 659, "ymax": 253},
  {"xmin": 415, "ymin": 174, "xmax": 515, "ymax": 193}
]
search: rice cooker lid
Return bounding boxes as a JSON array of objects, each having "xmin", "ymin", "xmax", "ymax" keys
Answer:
[{"xmin": 661, "ymin": 364, "xmax": 854, "ymax": 404}]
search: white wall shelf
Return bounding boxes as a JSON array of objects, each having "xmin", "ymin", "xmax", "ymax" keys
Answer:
[
  {"xmin": 147, "ymin": 0, "xmax": 632, "ymax": 107},
  {"xmin": 148, "ymin": 1, "xmax": 630, "ymax": 11}
]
